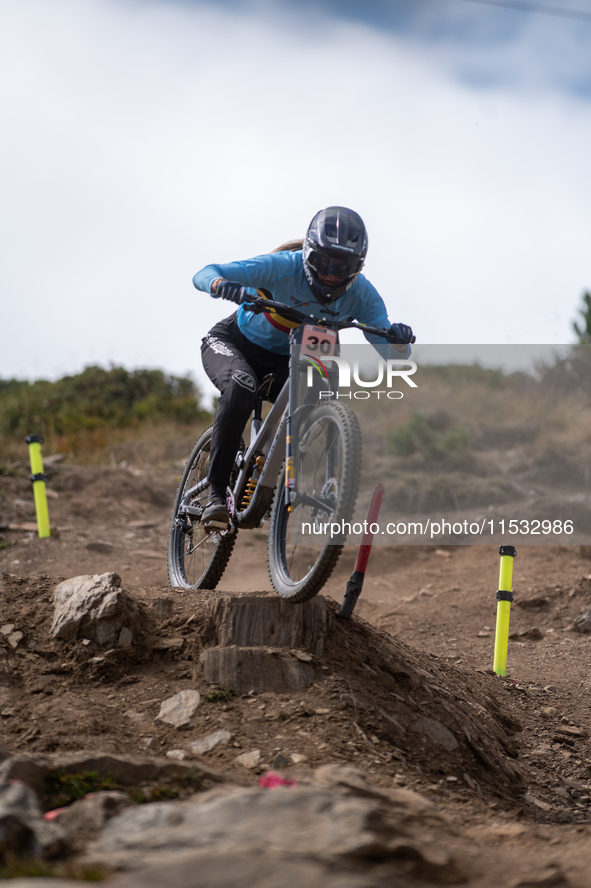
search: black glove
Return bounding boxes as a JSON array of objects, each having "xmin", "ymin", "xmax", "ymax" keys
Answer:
[
  {"xmin": 388, "ymin": 323, "xmax": 414, "ymax": 345},
  {"xmin": 216, "ymin": 280, "xmax": 247, "ymax": 304}
]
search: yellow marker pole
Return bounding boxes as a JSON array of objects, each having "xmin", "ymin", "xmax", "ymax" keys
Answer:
[
  {"xmin": 25, "ymin": 434, "xmax": 51, "ymax": 538},
  {"xmin": 493, "ymin": 545, "xmax": 516, "ymax": 676}
]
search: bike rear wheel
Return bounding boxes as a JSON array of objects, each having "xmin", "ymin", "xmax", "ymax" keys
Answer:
[
  {"xmin": 267, "ymin": 400, "xmax": 361, "ymax": 603},
  {"xmin": 168, "ymin": 425, "xmax": 237, "ymax": 590}
]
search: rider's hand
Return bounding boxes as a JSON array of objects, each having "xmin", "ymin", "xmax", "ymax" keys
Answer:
[
  {"xmin": 216, "ymin": 280, "xmax": 247, "ymax": 305},
  {"xmin": 388, "ymin": 323, "xmax": 414, "ymax": 345}
]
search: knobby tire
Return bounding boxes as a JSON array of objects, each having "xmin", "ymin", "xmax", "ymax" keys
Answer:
[
  {"xmin": 167, "ymin": 425, "xmax": 236, "ymax": 590},
  {"xmin": 267, "ymin": 400, "xmax": 362, "ymax": 603}
]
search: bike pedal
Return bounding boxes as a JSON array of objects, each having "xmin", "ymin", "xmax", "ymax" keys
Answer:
[{"xmin": 204, "ymin": 518, "xmax": 229, "ymax": 530}]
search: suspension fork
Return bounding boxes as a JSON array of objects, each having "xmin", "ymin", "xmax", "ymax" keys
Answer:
[
  {"xmin": 285, "ymin": 330, "xmax": 299, "ymax": 509},
  {"xmin": 325, "ymin": 363, "xmax": 340, "ymax": 480}
]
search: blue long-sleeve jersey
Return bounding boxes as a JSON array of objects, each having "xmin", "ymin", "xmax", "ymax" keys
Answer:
[{"xmin": 193, "ymin": 250, "xmax": 410, "ymax": 360}]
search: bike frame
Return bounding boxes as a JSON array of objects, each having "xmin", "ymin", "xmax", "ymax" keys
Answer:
[
  {"xmin": 177, "ymin": 294, "xmax": 408, "ymax": 533},
  {"xmin": 231, "ymin": 322, "xmax": 338, "ymax": 529}
]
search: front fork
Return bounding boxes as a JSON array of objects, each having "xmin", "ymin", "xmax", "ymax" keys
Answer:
[
  {"xmin": 284, "ymin": 332, "xmax": 298, "ymax": 509},
  {"xmin": 284, "ymin": 330, "xmax": 339, "ymax": 508}
]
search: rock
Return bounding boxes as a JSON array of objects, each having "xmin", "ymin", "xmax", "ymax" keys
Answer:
[
  {"xmin": 50, "ymin": 573, "xmax": 138, "ymax": 646},
  {"xmin": 572, "ymin": 612, "xmax": 591, "ymax": 633},
  {"xmin": 235, "ymin": 750, "xmax": 261, "ymax": 770},
  {"xmin": 509, "ymin": 627, "xmax": 544, "ymax": 641},
  {"xmin": 0, "ymin": 753, "xmax": 227, "ymax": 796},
  {"xmin": 290, "ymin": 754, "xmax": 308, "ymax": 764},
  {"xmin": 0, "ymin": 779, "xmax": 64, "ymax": 860},
  {"xmin": 48, "ymin": 791, "xmax": 132, "ymax": 851},
  {"xmin": 99, "ymin": 847, "xmax": 386, "ymax": 888},
  {"xmin": 185, "ymin": 730, "xmax": 234, "ymax": 756},
  {"xmin": 200, "ymin": 647, "xmax": 315, "ymax": 695},
  {"xmin": 155, "ymin": 691, "xmax": 201, "ymax": 728},
  {"xmin": 166, "ymin": 750, "xmax": 189, "ymax": 761},
  {"xmin": 0, "ymin": 624, "xmax": 15, "ymax": 635},
  {"xmin": 528, "ymin": 747, "xmax": 554, "ymax": 758},
  {"xmin": 512, "ymin": 864, "xmax": 571, "ymax": 887},
  {"xmin": 555, "ymin": 725, "xmax": 587, "ymax": 738},
  {"xmin": 272, "ymin": 752, "xmax": 288, "ymax": 769},
  {"xmin": 7, "ymin": 630, "xmax": 23, "ymax": 648},
  {"xmin": 85, "ymin": 770, "xmax": 463, "ymax": 881}
]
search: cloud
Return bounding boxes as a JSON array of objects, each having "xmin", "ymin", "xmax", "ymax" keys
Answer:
[
  {"xmin": 183, "ymin": 0, "xmax": 591, "ymax": 94},
  {"xmin": 0, "ymin": 0, "xmax": 590, "ymax": 401}
]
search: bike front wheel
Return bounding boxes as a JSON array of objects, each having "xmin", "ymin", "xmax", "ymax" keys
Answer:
[
  {"xmin": 167, "ymin": 425, "xmax": 237, "ymax": 590},
  {"xmin": 267, "ymin": 400, "xmax": 362, "ymax": 603}
]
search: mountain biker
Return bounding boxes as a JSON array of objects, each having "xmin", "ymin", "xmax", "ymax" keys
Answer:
[{"xmin": 193, "ymin": 206, "xmax": 414, "ymax": 529}]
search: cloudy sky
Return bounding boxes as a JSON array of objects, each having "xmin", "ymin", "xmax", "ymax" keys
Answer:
[{"xmin": 1, "ymin": 0, "xmax": 590, "ymax": 399}]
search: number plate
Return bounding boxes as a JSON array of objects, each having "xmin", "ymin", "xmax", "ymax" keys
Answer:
[{"xmin": 301, "ymin": 325, "xmax": 338, "ymax": 356}]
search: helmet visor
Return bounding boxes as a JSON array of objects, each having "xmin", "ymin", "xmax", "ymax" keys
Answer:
[{"xmin": 306, "ymin": 250, "xmax": 363, "ymax": 281}]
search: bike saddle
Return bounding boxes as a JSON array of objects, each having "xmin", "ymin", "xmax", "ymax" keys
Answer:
[{"xmin": 257, "ymin": 373, "xmax": 277, "ymax": 401}]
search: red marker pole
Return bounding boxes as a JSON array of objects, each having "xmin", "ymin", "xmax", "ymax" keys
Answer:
[{"xmin": 337, "ymin": 483, "xmax": 384, "ymax": 621}]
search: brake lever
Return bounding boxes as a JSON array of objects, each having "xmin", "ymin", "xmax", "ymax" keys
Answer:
[{"xmin": 242, "ymin": 301, "xmax": 266, "ymax": 314}]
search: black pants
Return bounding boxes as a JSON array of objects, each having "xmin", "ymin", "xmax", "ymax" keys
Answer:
[{"xmin": 201, "ymin": 313, "xmax": 289, "ymax": 491}]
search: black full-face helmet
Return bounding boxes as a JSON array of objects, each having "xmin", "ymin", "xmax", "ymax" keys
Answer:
[{"xmin": 303, "ymin": 206, "xmax": 368, "ymax": 304}]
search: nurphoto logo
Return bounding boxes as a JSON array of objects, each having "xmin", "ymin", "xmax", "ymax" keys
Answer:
[{"xmin": 303, "ymin": 356, "xmax": 418, "ymax": 400}]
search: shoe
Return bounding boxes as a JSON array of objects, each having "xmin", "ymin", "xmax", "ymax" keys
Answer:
[{"xmin": 202, "ymin": 494, "xmax": 229, "ymax": 529}]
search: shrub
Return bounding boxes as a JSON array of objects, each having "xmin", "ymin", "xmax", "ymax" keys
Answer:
[
  {"xmin": 387, "ymin": 413, "xmax": 470, "ymax": 461},
  {"xmin": 0, "ymin": 365, "xmax": 208, "ymax": 440}
]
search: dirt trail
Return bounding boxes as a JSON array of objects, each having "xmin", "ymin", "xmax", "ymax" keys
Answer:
[{"xmin": 2, "ymin": 460, "xmax": 591, "ymax": 885}]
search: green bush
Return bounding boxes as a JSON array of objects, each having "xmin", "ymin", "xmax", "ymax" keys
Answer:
[
  {"xmin": 0, "ymin": 365, "xmax": 208, "ymax": 439},
  {"xmin": 387, "ymin": 413, "xmax": 470, "ymax": 460}
]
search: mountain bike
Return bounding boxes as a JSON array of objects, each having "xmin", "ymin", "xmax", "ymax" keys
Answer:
[{"xmin": 167, "ymin": 293, "xmax": 407, "ymax": 603}]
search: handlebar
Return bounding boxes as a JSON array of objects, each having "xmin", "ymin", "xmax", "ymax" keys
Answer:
[{"xmin": 239, "ymin": 293, "xmax": 416, "ymax": 345}]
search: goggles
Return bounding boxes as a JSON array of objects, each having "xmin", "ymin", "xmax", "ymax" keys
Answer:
[{"xmin": 306, "ymin": 250, "xmax": 363, "ymax": 281}]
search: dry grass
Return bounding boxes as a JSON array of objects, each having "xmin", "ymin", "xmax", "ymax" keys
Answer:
[
  {"xmin": 352, "ymin": 366, "xmax": 591, "ymax": 513},
  {"xmin": 0, "ymin": 418, "xmax": 212, "ymax": 472}
]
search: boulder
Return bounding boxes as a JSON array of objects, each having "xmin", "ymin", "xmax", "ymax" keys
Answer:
[
  {"xmin": 50, "ymin": 573, "xmax": 139, "ymax": 646},
  {"xmin": 85, "ymin": 767, "xmax": 462, "ymax": 882},
  {"xmin": 0, "ymin": 753, "xmax": 228, "ymax": 796},
  {"xmin": 0, "ymin": 780, "xmax": 64, "ymax": 862},
  {"xmin": 48, "ymin": 791, "xmax": 133, "ymax": 850},
  {"xmin": 103, "ymin": 848, "xmax": 387, "ymax": 888}
]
